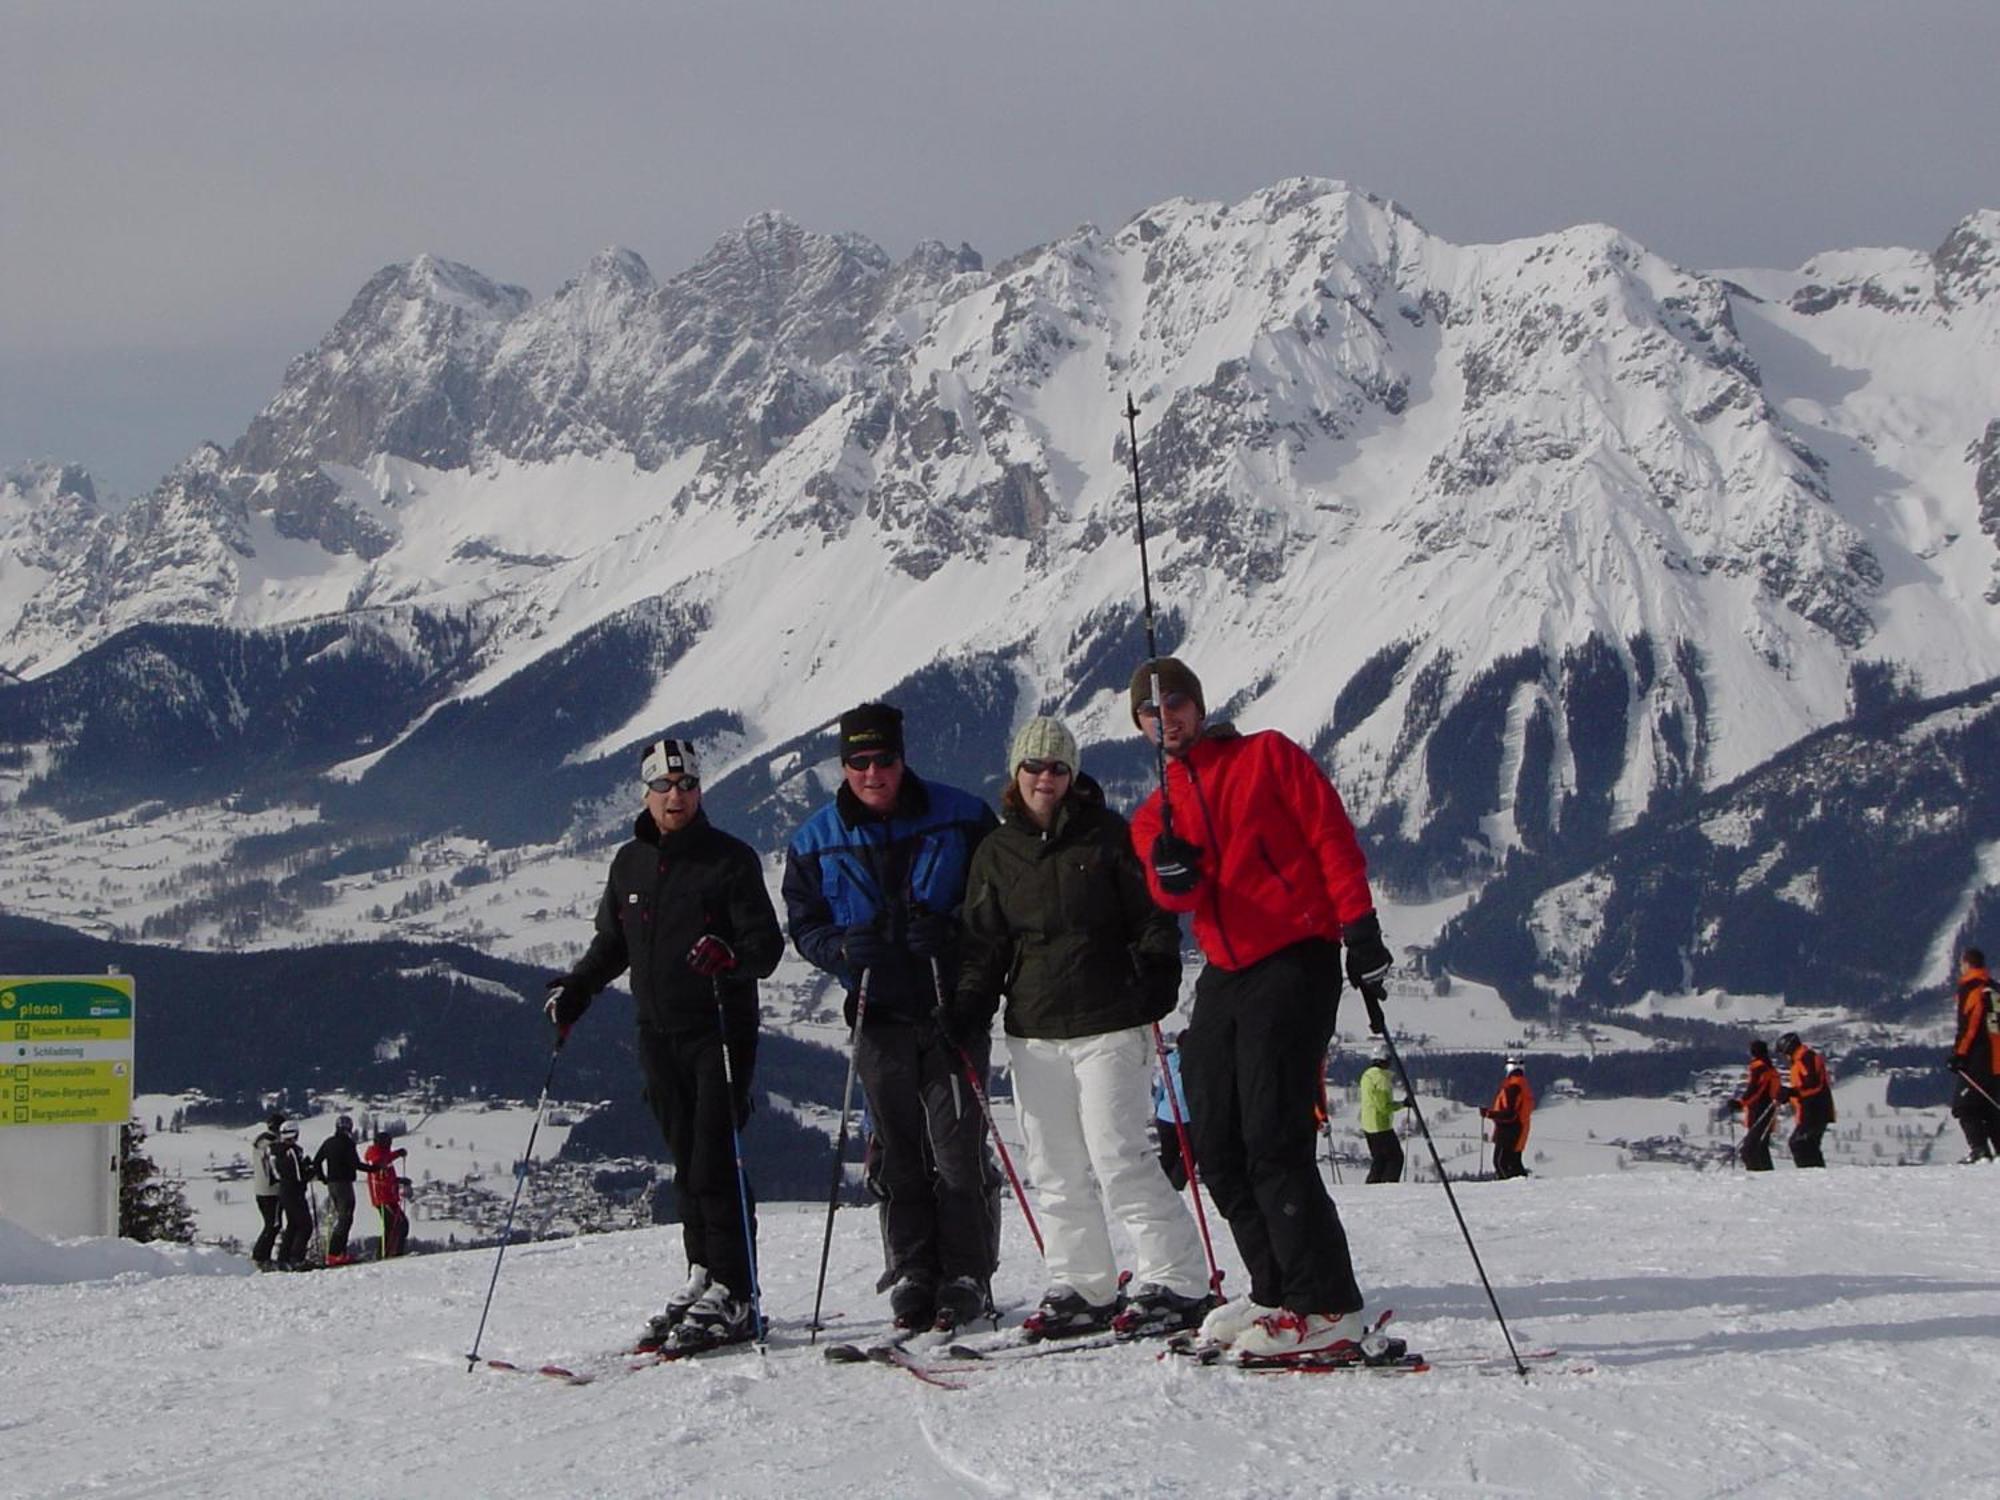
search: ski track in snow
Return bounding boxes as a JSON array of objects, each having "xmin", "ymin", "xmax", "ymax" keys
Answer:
[{"xmin": 7, "ymin": 1173, "xmax": 2000, "ymax": 1498}]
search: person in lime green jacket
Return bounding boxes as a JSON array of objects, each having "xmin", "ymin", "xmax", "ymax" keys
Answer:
[{"xmin": 1358, "ymin": 1048, "xmax": 1411, "ymax": 1183}]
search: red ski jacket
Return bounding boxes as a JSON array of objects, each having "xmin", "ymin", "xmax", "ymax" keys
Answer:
[
  {"xmin": 1487, "ymin": 1074, "xmax": 1535, "ymax": 1148},
  {"xmin": 1787, "ymin": 1046, "xmax": 1832, "ymax": 1122},
  {"xmin": 1955, "ymin": 966, "xmax": 2000, "ymax": 1075},
  {"xmin": 1739, "ymin": 1056, "xmax": 1781, "ymax": 1130},
  {"xmin": 1130, "ymin": 727, "xmax": 1375, "ymax": 972},
  {"xmin": 364, "ymin": 1143, "xmax": 406, "ymax": 1208}
]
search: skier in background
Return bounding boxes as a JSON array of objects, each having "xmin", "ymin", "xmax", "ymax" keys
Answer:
[
  {"xmin": 1483, "ymin": 1058, "xmax": 1535, "ymax": 1179},
  {"xmin": 949, "ymin": 716, "xmax": 1210, "ymax": 1340},
  {"xmin": 1776, "ymin": 1032, "xmax": 1834, "ymax": 1168},
  {"xmin": 544, "ymin": 736, "xmax": 785, "ymax": 1353},
  {"xmin": 312, "ymin": 1114, "xmax": 366, "ymax": 1264},
  {"xmin": 365, "ymin": 1130, "xmax": 410, "ymax": 1256},
  {"xmin": 1728, "ymin": 1039, "xmax": 1781, "ymax": 1172},
  {"xmin": 1358, "ymin": 1046, "xmax": 1411, "ymax": 1183},
  {"xmin": 271, "ymin": 1120, "xmax": 315, "ymax": 1269},
  {"xmin": 1949, "ymin": 947, "xmax": 2000, "ymax": 1164},
  {"xmin": 1128, "ymin": 656, "xmax": 1393, "ymax": 1362},
  {"xmin": 249, "ymin": 1109, "xmax": 284, "ymax": 1270},
  {"xmin": 784, "ymin": 700, "xmax": 1001, "ymax": 1334}
]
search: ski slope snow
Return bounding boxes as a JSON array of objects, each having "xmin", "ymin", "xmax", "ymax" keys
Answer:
[{"xmin": 5, "ymin": 1161, "xmax": 1995, "ymax": 1498}]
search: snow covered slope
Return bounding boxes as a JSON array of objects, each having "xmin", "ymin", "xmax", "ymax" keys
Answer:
[{"xmin": 6, "ymin": 1160, "xmax": 1995, "ymax": 1498}]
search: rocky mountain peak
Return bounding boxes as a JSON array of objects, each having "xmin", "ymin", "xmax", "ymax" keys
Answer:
[{"xmin": 1935, "ymin": 209, "xmax": 2000, "ymax": 309}]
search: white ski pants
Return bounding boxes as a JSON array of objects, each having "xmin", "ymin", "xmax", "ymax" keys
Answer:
[{"xmin": 1007, "ymin": 1024, "xmax": 1208, "ymax": 1305}]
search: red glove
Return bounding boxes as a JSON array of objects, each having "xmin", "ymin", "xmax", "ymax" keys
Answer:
[{"xmin": 687, "ymin": 934, "xmax": 738, "ymax": 976}]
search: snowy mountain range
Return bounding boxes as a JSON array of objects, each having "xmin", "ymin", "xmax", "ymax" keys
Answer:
[{"xmin": 4, "ymin": 179, "xmax": 1999, "ymax": 1021}]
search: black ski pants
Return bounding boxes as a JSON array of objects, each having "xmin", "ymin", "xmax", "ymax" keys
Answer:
[
  {"xmin": 376, "ymin": 1201, "xmax": 408, "ymax": 1257},
  {"xmin": 278, "ymin": 1184, "xmax": 312, "ymax": 1265},
  {"xmin": 1156, "ymin": 1119, "xmax": 1190, "ymax": 1191},
  {"xmin": 1953, "ymin": 1072, "xmax": 2000, "ymax": 1159},
  {"xmin": 637, "ymin": 1016, "xmax": 759, "ymax": 1299},
  {"xmin": 1493, "ymin": 1127, "xmax": 1527, "ymax": 1180},
  {"xmin": 252, "ymin": 1194, "xmax": 281, "ymax": 1265},
  {"xmin": 855, "ymin": 1017, "xmax": 998, "ymax": 1290},
  {"xmin": 324, "ymin": 1181, "xmax": 356, "ymax": 1257},
  {"xmin": 1364, "ymin": 1130, "xmax": 1404, "ymax": 1184},
  {"xmin": 1181, "ymin": 938, "xmax": 1362, "ymax": 1317},
  {"xmin": 1789, "ymin": 1096, "xmax": 1831, "ymax": 1168},
  {"xmin": 1740, "ymin": 1125, "xmax": 1775, "ymax": 1172}
]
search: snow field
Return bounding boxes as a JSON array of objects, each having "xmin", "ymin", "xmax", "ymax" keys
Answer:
[{"xmin": 7, "ymin": 1162, "xmax": 1997, "ymax": 1498}]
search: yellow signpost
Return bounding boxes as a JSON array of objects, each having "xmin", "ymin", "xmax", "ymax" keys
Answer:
[{"xmin": 2, "ymin": 976, "xmax": 136, "ymax": 1128}]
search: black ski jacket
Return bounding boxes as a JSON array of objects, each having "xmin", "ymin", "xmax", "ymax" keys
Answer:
[
  {"xmin": 313, "ymin": 1131, "xmax": 364, "ymax": 1184},
  {"xmin": 566, "ymin": 809, "xmax": 784, "ymax": 1033},
  {"xmin": 955, "ymin": 792, "xmax": 1181, "ymax": 1041}
]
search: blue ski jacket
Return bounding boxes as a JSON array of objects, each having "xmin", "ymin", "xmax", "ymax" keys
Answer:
[{"xmin": 783, "ymin": 770, "xmax": 997, "ymax": 1023}]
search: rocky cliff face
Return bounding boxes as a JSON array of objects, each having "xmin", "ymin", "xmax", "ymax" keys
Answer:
[{"xmin": 4, "ymin": 185, "xmax": 1997, "ymax": 960}]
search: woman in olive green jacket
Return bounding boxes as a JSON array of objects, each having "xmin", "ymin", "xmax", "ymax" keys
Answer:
[{"xmin": 949, "ymin": 717, "xmax": 1212, "ymax": 1339}]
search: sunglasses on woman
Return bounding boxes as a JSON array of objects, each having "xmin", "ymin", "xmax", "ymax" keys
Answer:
[
  {"xmin": 1019, "ymin": 759, "xmax": 1073, "ymax": 778},
  {"xmin": 844, "ymin": 752, "xmax": 901, "ymax": 771}
]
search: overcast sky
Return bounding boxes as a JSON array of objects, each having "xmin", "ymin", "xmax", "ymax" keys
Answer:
[{"xmin": 5, "ymin": 0, "xmax": 1996, "ymax": 496}]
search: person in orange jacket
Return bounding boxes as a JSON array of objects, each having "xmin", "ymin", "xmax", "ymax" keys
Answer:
[
  {"xmin": 1728, "ymin": 1039, "xmax": 1782, "ymax": 1172},
  {"xmin": 1482, "ymin": 1058, "xmax": 1534, "ymax": 1179},
  {"xmin": 1776, "ymin": 1032, "xmax": 1834, "ymax": 1168},
  {"xmin": 1949, "ymin": 947, "xmax": 2000, "ymax": 1164}
]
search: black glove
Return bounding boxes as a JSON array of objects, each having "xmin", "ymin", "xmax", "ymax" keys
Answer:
[
  {"xmin": 1947, "ymin": 1055, "xmax": 1966, "ymax": 1075},
  {"xmin": 544, "ymin": 976, "xmax": 590, "ymax": 1029},
  {"xmin": 907, "ymin": 910, "xmax": 956, "ymax": 960},
  {"xmin": 686, "ymin": 934, "xmax": 738, "ymax": 976},
  {"xmin": 1135, "ymin": 947, "xmax": 1182, "ymax": 1004},
  {"xmin": 843, "ymin": 922, "xmax": 890, "ymax": 972},
  {"xmin": 1151, "ymin": 832, "xmax": 1204, "ymax": 894},
  {"xmin": 936, "ymin": 1000, "xmax": 987, "ymax": 1050},
  {"xmin": 1343, "ymin": 911, "xmax": 1392, "ymax": 989}
]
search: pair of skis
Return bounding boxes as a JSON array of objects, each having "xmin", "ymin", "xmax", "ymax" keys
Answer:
[{"xmin": 480, "ymin": 1336, "xmax": 758, "ymax": 1386}]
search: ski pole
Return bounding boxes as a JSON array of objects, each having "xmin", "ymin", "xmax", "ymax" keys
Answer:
[
  {"xmin": 1315, "ymin": 1059, "xmax": 1343, "ymax": 1187},
  {"xmin": 464, "ymin": 1031, "xmax": 565, "ymax": 1374},
  {"xmin": 1361, "ymin": 983, "xmax": 1528, "ymax": 1378},
  {"xmin": 810, "ymin": 972, "xmax": 868, "ymax": 1342},
  {"xmin": 713, "ymin": 975, "xmax": 767, "ymax": 1349},
  {"xmin": 1124, "ymin": 394, "xmax": 1182, "ymax": 841},
  {"xmin": 933, "ymin": 958, "xmax": 1043, "ymax": 1257},
  {"xmin": 1950, "ymin": 1064, "xmax": 2000, "ymax": 1115},
  {"xmin": 1150, "ymin": 1022, "xmax": 1223, "ymax": 1295}
]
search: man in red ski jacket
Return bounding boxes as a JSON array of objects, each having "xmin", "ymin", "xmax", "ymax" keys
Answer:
[
  {"xmin": 1127, "ymin": 657, "xmax": 1392, "ymax": 1362},
  {"xmin": 1776, "ymin": 1032, "xmax": 1834, "ymax": 1168},
  {"xmin": 364, "ymin": 1131, "xmax": 410, "ymax": 1258},
  {"xmin": 1482, "ymin": 1058, "xmax": 1536, "ymax": 1179},
  {"xmin": 1730, "ymin": 1039, "xmax": 1781, "ymax": 1172},
  {"xmin": 1949, "ymin": 947, "xmax": 2000, "ymax": 1163}
]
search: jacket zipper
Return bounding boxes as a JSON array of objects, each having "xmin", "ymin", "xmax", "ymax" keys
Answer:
[{"xmin": 1183, "ymin": 756, "xmax": 1240, "ymax": 968}]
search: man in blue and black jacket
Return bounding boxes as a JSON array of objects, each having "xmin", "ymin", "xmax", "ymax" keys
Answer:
[{"xmin": 783, "ymin": 701, "xmax": 1000, "ymax": 1332}]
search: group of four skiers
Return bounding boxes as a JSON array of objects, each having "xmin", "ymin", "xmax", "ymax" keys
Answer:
[
  {"xmin": 545, "ymin": 654, "xmax": 1396, "ymax": 1364},
  {"xmin": 249, "ymin": 1111, "xmax": 411, "ymax": 1269}
]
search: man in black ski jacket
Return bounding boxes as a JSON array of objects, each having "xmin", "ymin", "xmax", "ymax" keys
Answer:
[
  {"xmin": 312, "ymin": 1115, "xmax": 367, "ymax": 1264},
  {"xmin": 547, "ymin": 737, "xmax": 784, "ymax": 1354},
  {"xmin": 272, "ymin": 1121, "xmax": 315, "ymax": 1270}
]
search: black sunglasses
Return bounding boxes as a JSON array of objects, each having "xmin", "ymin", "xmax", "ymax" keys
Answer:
[
  {"xmin": 1136, "ymin": 691, "xmax": 1193, "ymax": 718},
  {"xmin": 844, "ymin": 752, "xmax": 901, "ymax": 772},
  {"xmin": 1019, "ymin": 759, "xmax": 1073, "ymax": 778},
  {"xmin": 647, "ymin": 775, "xmax": 700, "ymax": 794}
]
